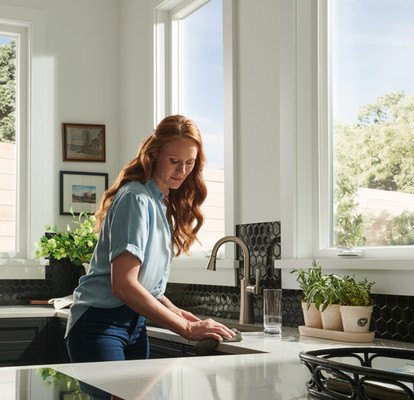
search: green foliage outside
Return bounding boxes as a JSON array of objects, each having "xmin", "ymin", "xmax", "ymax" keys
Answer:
[
  {"xmin": 334, "ymin": 91, "xmax": 414, "ymax": 247},
  {"xmin": 388, "ymin": 210, "xmax": 414, "ymax": 245},
  {"xmin": 334, "ymin": 174, "xmax": 366, "ymax": 247},
  {"xmin": 0, "ymin": 39, "xmax": 15, "ymax": 143}
]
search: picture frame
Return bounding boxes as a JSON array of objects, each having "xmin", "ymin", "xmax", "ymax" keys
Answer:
[
  {"xmin": 62, "ymin": 123, "xmax": 106, "ymax": 162},
  {"xmin": 60, "ymin": 171, "xmax": 108, "ymax": 215}
]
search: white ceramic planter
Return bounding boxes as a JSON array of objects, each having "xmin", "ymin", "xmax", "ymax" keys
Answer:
[
  {"xmin": 320, "ymin": 304, "xmax": 343, "ymax": 331},
  {"xmin": 301, "ymin": 302, "xmax": 322, "ymax": 329},
  {"xmin": 340, "ymin": 305, "xmax": 373, "ymax": 333}
]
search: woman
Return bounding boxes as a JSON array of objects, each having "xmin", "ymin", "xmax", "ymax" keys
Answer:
[{"xmin": 66, "ymin": 115, "xmax": 235, "ymax": 363}]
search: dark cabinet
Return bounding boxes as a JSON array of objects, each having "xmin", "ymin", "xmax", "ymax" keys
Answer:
[
  {"xmin": 150, "ymin": 337, "xmax": 185, "ymax": 358},
  {"xmin": 0, "ymin": 317, "xmax": 69, "ymax": 367},
  {"xmin": 150, "ymin": 337, "xmax": 226, "ymax": 358},
  {"xmin": 0, "ymin": 318, "xmax": 227, "ymax": 366},
  {"xmin": 47, "ymin": 317, "xmax": 70, "ymax": 364},
  {"xmin": 0, "ymin": 318, "xmax": 48, "ymax": 367}
]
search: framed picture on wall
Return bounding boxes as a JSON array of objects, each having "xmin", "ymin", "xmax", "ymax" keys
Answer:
[
  {"xmin": 60, "ymin": 171, "xmax": 108, "ymax": 215},
  {"xmin": 62, "ymin": 123, "xmax": 106, "ymax": 162}
]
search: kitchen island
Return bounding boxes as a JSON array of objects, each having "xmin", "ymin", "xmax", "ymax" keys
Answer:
[{"xmin": 2, "ymin": 306, "xmax": 414, "ymax": 399}]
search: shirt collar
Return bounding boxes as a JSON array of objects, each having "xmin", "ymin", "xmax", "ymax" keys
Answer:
[{"xmin": 147, "ymin": 179, "xmax": 164, "ymax": 202}]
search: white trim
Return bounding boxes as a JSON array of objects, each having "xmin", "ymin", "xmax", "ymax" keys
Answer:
[
  {"xmin": 276, "ymin": 258, "xmax": 414, "ymax": 271},
  {"xmin": 279, "ymin": 0, "xmax": 297, "ymax": 259},
  {"xmin": 288, "ymin": 0, "xmax": 414, "ymax": 263},
  {"xmin": 223, "ymin": 0, "xmax": 236, "ymax": 238},
  {"xmin": 279, "ymin": 0, "xmax": 414, "ymax": 297},
  {"xmin": 155, "ymin": 0, "xmax": 237, "ymax": 285},
  {"xmin": 170, "ymin": 0, "xmax": 209, "ymax": 19},
  {"xmin": 0, "ymin": 6, "xmax": 49, "ymax": 265},
  {"xmin": 0, "ymin": 6, "xmax": 49, "ymax": 276},
  {"xmin": 0, "ymin": 261, "xmax": 44, "ymax": 279},
  {"xmin": 0, "ymin": 23, "xmax": 28, "ymax": 259},
  {"xmin": 276, "ymin": 258, "xmax": 414, "ymax": 296}
]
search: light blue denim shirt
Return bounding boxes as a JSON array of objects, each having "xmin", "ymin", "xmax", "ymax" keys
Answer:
[{"xmin": 65, "ymin": 179, "xmax": 172, "ymax": 338}]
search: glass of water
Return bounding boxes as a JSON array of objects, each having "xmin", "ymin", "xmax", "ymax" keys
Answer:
[{"xmin": 263, "ymin": 288, "xmax": 282, "ymax": 336}]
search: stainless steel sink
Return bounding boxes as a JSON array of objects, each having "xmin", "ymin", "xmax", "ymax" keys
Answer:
[
  {"xmin": 198, "ymin": 315, "xmax": 263, "ymax": 332},
  {"xmin": 147, "ymin": 316, "xmax": 263, "ymax": 333}
]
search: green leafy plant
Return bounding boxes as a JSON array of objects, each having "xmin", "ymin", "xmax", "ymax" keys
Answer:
[
  {"xmin": 35, "ymin": 209, "xmax": 98, "ymax": 267},
  {"xmin": 291, "ymin": 260, "xmax": 324, "ymax": 309},
  {"xmin": 305, "ymin": 273, "xmax": 344, "ymax": 312},
  {"xmin": 292, "ymin": 261, "xmax": 374, "ymax": 311},
  {"xmin": 38, "ymin": 368, "xmax": 87, "ymax": 399},
  {"xmin": 338, "ymin": 275, "xmax": 375, "ymax": 306}
]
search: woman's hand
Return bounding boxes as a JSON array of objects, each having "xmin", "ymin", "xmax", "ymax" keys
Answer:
[
  {"xmin": 169, "ymin": 307, "xmax": 200, "ymax": 322},
  {"xmin": 186, "ymin": 318, "xmax": 236, "ymax": 342}
]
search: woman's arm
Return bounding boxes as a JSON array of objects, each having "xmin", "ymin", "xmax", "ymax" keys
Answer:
[
  {"xmin": 159, "ymin": 295, "xmax": 200, "ymax": 322},
  {"xmin": 111, "ymin": 251, "xmax": 235, "ymax": 341}
]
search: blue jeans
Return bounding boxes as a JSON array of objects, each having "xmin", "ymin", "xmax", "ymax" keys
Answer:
[{"xmin": 66, "ymin": 304, "xmax": 149, "ymax": 363}]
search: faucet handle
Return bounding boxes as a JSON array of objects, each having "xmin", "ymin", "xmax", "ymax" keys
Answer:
[
  {"xmin": 254, "ymin": 267, "xmax": 261, "ymax": 294},
  {"xmin": 246, "ymin": 268, "xmax": 261, "ymax": 295}
]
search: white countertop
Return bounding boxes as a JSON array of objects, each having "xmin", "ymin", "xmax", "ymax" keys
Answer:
[
  {"xmin": 2, "ymin": 306, "xmax": 414, "ymax": 399},
  {"xmin": 0, "ymin": 305, "xmax": 70, "ymax": 319}
]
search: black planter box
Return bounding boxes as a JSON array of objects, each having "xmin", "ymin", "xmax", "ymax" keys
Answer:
[{"xmin": 45, "ymin": 258, "xmax": 86, "ymax": 298}]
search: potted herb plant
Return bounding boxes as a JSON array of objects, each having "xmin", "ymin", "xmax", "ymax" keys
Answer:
[
  {"xmin": 291, "ymin": 260, "xmax": 323, "ymax": 329},
  {"xmin": 292, "ymin": 261, "xmax": 344, "ymax": 331},
  {"xmin": 313, "ymin": 274, "xmax": 344, "ymax": 331},
  {"xmin": 34, "ymin": 209, "xmax": 98, "ymax": 298},
  {"xmin": 35, "ymin": 209, "xmax": 98, "ymax": 268},
  {"xmin": 338, "ymin": 275, "xmax": 375, "ymax": 333}
]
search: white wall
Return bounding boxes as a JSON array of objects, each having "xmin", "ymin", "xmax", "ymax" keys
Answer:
[
  {"xmin": 119, "ymin": 0, "xmax": 155, "ymax": 168},
  {"xmin": 0, "ymin": 0, "xmax": 286, "ymax": 278},
  {"xmin": 0, "ymin": 0, "xmax": 121, "ymax": 258},
  {"xmin": 44, "ymin": 0, "xmax": 121, "ymax": 229},
  {"xmin": 119, "ymin": 0, "xmax": 283, "ymax": 226},
  {"xmin": 235, "ymin": 0, "xmax": 280, "ymax": 224},
  {"xmin": 21, "ymin": 0, "xmax": 284, "ymax": 237}
]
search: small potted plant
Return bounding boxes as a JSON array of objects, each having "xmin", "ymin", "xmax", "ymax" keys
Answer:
[
  {"xmin": 34, "ymin": 209, "xmax": 98, "ymax": 298},
  {"xmin": 292, "ymin": 261, "xmax": 344, "ymax": 331},
  {"xmin": 338, "ymin": 275, "xmax": 375, "ymax": 333},
  {"xmin": 312, "ymin": 274, "xmax": 344, "ymax": 331},
  {"xmin": 35, "ymin": 209, "xmax": 98, "ymax": 269},
  {"xmin": 291, "ymin": 260, "xmax": 323, "ymax": 329}
]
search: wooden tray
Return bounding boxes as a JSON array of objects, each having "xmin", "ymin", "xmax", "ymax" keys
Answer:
[{"xmin": 299, "ymin": 325, "xmax": 375, "ymax": 343}]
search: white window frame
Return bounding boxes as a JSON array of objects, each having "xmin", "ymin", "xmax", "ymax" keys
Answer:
[
  {"xmin": 0, "ymin": 23, "xmax": 29, "ymax": 260},
  {"xmin": 154, "ymin": 0, "xmax": 237, "ymax": 285},
  {"xmin": 0, "ymin": 5, "xmax": 49, "ymax": 279},
  {"xmin": 278, "ymin": 0, "xmax": 414, "ymax": 296}
]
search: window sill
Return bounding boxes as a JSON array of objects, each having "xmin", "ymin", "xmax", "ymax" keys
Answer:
[
  {"xmin": 275, "ymin": 259, "xmax": 414, "ymax": 296},
  {"xmin": 0, "ymin": 259, "xmax": 45, "ymax": 279}
]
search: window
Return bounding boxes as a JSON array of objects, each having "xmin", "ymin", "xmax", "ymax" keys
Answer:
[
  {"xmin": 0, "ymin": 23, "xmax": 28, "ymax": 259},
  {"xmin": 155, "ymin": 0, "xmax": 235, "ymax": 258},
  {"xmin": 330, "ymin": 1, "xmax": 414, "ymax": 253},
  {"xmin": 290, "ymin": 0, "xmax": 414, "ymax": 261}
]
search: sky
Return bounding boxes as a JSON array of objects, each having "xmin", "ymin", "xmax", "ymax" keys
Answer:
[
  {"xmin": 178, "ymin": 0, "xmax": 414, "ymax": 164},
  {"xmin": 4, "ymin": 1, "xmax": 409, "ymax": 157},
  {"xmin": 332, "ymin": 0, "xmax": 414, "ymax": 124},
  {"xmin": 178, "ymin": 0, "xmax": 224, "ymax": 169},
  {"xmin": 0, "ymin": 36, "xmax": 11, "ymax": 45}
]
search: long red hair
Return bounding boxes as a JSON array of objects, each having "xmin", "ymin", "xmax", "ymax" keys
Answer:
[{"xmin": 94, "ymin": 115, "xmax": 207, "ymax": 255}]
